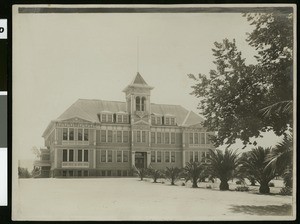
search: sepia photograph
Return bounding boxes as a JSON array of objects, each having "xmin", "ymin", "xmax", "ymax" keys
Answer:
[{"xmin": 12, "ymin": 4, "xmax": 296, "ymax": 221}]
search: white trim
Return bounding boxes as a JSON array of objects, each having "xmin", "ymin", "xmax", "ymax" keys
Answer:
[{"xmin": 0, "ymin": 91, "xmax": 7, "ymax": 95}]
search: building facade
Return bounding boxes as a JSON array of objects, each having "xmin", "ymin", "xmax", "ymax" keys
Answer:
[{"xmin": 35, "ymin": 73, "xmax": 215, "ymax": 177}]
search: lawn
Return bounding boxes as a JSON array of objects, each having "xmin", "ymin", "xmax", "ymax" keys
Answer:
[{"xmin": 13, "ymin": 177, "xmax": 294, "ymax": 221}]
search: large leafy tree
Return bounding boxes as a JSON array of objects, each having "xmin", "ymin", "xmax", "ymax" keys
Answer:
[{"xmin": 189, "ymin": 12, "xmax": 293, "ymax": 147}]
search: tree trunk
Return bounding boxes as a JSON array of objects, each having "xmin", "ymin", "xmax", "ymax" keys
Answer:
[
  {"xmin": 259, "ymin": 182, "xmax": 270, "ymax": 194},
  {"xmin": 171, "ymin": 179, "xmax": 175, "ymax": 185},
  {"xmin": 250, "ymin": 178, "xmax": 256, "ymax": 186},
  {"xmin": 219, "ymin": 180, "xmax": 229, "ymax": 191},
  {"xmin": 192, "ymin": 177, "xmax": 198, "ymax": 188}
]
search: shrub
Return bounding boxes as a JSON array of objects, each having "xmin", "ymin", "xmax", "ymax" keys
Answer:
[
  {"xmin": 183, "ymin": 162, "xmax": 204, "ymax": 188},
  {"xmin": 147, "ymin": 168, "xmax": 162, "ymax": 183},
  {"xmin": 164, "ymin": 167, "xmax": 182, "ymax": 185},
  {"xmin": 206, "ymin": 184, "xmax": 212, "ymax": 189},
  {"xmin": 235, "ymin": 186, "xmax": 249, "ymax": 192},
  {"xmin": 279, "ymin": 186, "xmax": 292, "ymax": 196},
  {"xmin": 268, "ymin": 182, "xmax": 275, "ymax": 187},
  {"xmin": 134, "ymin": 167, "xmax": 148, "ymax": 181},
  {"xmin": 181, "ymin": 182, "xmax": 185, "ymax": 186},
  {"xmin": 236, "ymin": 180, "xmax": 242, "ymax": 185}
]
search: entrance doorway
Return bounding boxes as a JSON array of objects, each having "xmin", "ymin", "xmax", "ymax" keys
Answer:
[{"xmin": 135, "ymin": 152, "xmax": 147, "ymax": 169}]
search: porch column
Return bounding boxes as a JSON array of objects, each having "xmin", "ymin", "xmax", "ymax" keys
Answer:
[
  {"xmin": 132, "ymin": 151, "xmax": 135, "ymax": 167},
  {"xmin": 93, "ymin": 149, "xmax": 96, "ymax": 168},
  {"xmin": 147, "ymin": 151, "xmax": 151, "ymax": 167},
  {"xmin": 182, "ymin": 150, "xmax": 185, "ymax": 167}
]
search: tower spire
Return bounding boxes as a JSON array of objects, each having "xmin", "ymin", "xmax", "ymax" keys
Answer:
[{"xmin": 137, "ymin": 37, "xmax": 139, "ymax": 73}]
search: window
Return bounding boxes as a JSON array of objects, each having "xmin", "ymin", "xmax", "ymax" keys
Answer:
[
  {"xmin": 101, "ymin": 114, "xmax": 107, "ymax": 122},
  {"xmin": 101, "ymin": 170, "xmax": 106, "ymax": 176},
  {"xmin": 62, "ymin": 170, "xmax": 67, "ymax": 177},
  {"xmin": 123, "ymin": 131, "xmax": 129, "ymax": 143},
  {"xmin": 69, "ymin": 128, "xmax": 74, "ymax": 141},
  {"xmin": 123, "ymin": 115, "xmax": 128, "ymax": 123},
  {"xmin": 142, "ymin": 131, "xmax": 146, "ymax": 143},
  {"xmin": 156, "ymin": 117, "xmax": 161, "ymax": 125},
  {"xmin": 157, "ymin": 151, "xmax": 162, "ymax": 162},
  {"xmin": 63, "ymin": 149, "xmax": 68, "ymax": 162},
  {"xmin": 165, "ymin": 117, "xmax": 170, "ymax": 125},
  {"xmin": 101, "ymin": 150, "xmax": 106, "ymax": 162},
  {"xmin": 69, "ymin": 170, "xmax": 74, "ymax": 177},
  {"xmin": 69, "ymin": 149, "xmax": 74, "ymax": 162},
  {"xmin": 101, "ymin": 130, "xmax": 106, "ymax": 142},
  {"xmin": 123, "ymin": 151, "xmax": 129, "ymax": 162},
  {"xmin": 117, "ymin": 131, "xmax": 122, "ymax": 143},
  {"xmin": 84, "ymin": 150, "xmax": 88, "ymax": 162},
  {"xmin": 117, "ymin": 115, "xmax": 122, "ymax": 123},
  {"xmin": 78, "ymin": 149, "xmax": 82, "ymax": 162},
  {"xmin": 171, "ymin": 132, "xmax": 175, "ymax": 144},
  {"xmin": 78, "ymin": 129, "xmax": 83, "ymax": 141},
  {"xmin": 83, "ymin": 170, "xmax": 88, "ymax": 176},
  {"xmin": 165, "ymin": 151, "xmax": 170, "ymax": 162},
  {"xmin": 190, "ymin": 151, "xmax": 193, "ymax": 162},
  {"xmin": 165, "ymin": 132, "xmax": 170, "ymax": 144},
  {"xmin": 201, "ymin": 152, "xmax": 206, "ymax": 163},
  {"xmin": 107, "ymin": 170, "xmax": 112, "ymax": 176},
  {"xmin": 151, "ymin": 132, "xmax": 155, "ymax": 143},
  {"xmin": 117, "ymin": 151, "xmax": 122, "ymax": 162},
  {"xmin": 200, "ymin": 133, "xmax": 205, "ymax": 144},
  {"xmin": 136, "ymin": 96, "xmax": 141, "ymax": 111},
  {"xmin": 137, "ymin": 131, "xmax": 141, "ymax": 143},
  {"xmin": 194, "ymin": 133, "xmax": 199, "ymax": 144},
  {"xmin": 194, "ymin": 151, "xmax": 199, "ymax": 162},
  {"xmin": 151, "ymin": 151, "xmax": 155, "ymax": 162},
  {"xmin": 117, "ymin": 170, "xmax": 122, "ymax": 176},
  {"xmin": 84, "ymin": 129, "xmax": 88, "ymax": 141},
  {"xmin": 171, "ymin": 152, "xmax": 175, "ymax": 162},
  {"xmin": 171, "ymin": 118, "xmax": 175, "ymax": 125},
  {"xmin": 141, "ymin": 97, "xmax": 146, "ymax": 111},
  {"xmin": 107, "ymin": 114, "xmax": 113, "ymax": 123},
  {"xmin": 189, "ymin": 133, "xmax": 194, "ymax": 144},
  {"xmin": 157, "ymin": 132, "xmax": 161, "ymax": 144},
  {"xmin": 151, "ymin": 116, "xmax": 155, "ymax": 125},
  {"xmin": 78, "ymin": 170, "xmax": 82, "ymax": 176},
  {"xmin": 122, "ymin": 170, "xmax": 128, "ymax": 176},
  {"xmin": 107, "ymin": 150, "xmax": 112, "ymax": 162},
  {"xmin": 63, "ymin": 128, "xmax": 68, "ymax": 140},
  {"xmin": 107, "ymin": 130, "xmax": 113, "ymax": 142}
]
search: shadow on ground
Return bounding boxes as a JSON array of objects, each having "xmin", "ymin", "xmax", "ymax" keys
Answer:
[{"xmin": 229, "ymin": 203, "xmax": 292, "ymax": 216}]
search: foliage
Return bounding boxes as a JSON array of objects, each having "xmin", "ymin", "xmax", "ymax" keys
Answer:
[
  {"xmin": 18, "ymin": 167, "xmax": 31, "ymax": 178},
  {"xmin": 182, "ymin": 162, "xmax": 205, "ymax": 188},
  {"xmin": 235, "ymin": 186, "xmax": 249, "ymax": 192},
  {"xmin": 279, "ymin": 186, "xmax": 292, "ymax": 196},
  {"xmin": 134, "ymin": 167, "xmax": 148, "ymax": 181},
  {"xmin": 188, "ymin": 12, "xmax": 293, "ymax": 147},
  {"xmin": 268, "ymin": 182, "xmax": 275, "ymax": 187},
  {"xmin": 206, "ymin": 149, "xmax": 240, "ymax": 191},
  {"xmin": 266, "ymin": 133, "xmax": 293, "ymax": 188},
  {"xmin": 239, "ymin": 147, "xmax": 276, "ymax": 194},
  {"xmin": 147, "ymin": 167, "xmax": 162, "ymax": 183},
  {"xmin": 164, "ymin": 167, "xmax": 182, "ymax": 185}
]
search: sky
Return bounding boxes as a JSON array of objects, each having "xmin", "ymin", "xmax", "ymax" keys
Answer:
[{"xmin": 13, "ymin": 7, "xmax": 283, "ymax": 168}]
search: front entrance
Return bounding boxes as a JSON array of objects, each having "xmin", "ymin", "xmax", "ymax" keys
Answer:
[{"xmin": 135, "ymin": 152, "xmax": 147, "ymax": 169}]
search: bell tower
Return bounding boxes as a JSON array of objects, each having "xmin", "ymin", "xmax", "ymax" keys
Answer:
[{"xmin": 123, "ymin": 72, "xmax": 153, "ymax": 124}]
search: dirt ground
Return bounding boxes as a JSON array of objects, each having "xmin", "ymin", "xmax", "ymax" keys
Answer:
[{"xmin": 13, "ymin": 178, "xmax": 294, "ymax": 221}]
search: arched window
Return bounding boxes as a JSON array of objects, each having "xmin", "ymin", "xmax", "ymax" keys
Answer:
[
  {"xmin": 136, "ymin": 96, "xmax": 141, "ymax": 111},
  {"xmin": 141, "ymin": 97, "xmax": 146, "ymax": 111}
]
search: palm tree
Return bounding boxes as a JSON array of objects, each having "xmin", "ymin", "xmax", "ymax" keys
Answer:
[
  {"xmin": 239, "ymin": 147, "xmax": 276, "ymax": 194},
  {"xmin": 207, "ymin": 149, "xmax": 240, "ymax": 191},
  {"xmin": 183, "ymin": 162, "xmax": 204, "ymax": 188},
  {"xmin": 133, "ymin": 166, "xmax": 147, "ymax": 181},
  {"xmin": 164, "ymin": 167, "xmax": 182, "ymax": 185},
  {"xmin": 266, "ymin": 134, "xmax": 293, "ymax": 188},
  {"xmin": 147, "ymin": 167, "xmax": 162, "ymax": 183}
]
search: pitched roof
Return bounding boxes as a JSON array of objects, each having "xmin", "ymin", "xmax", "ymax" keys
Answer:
[
  {"xmin": 131, "ymin": 72, "xmax": 148, "ymax": 85},
  {"xmin": 56, "ymin": 99, "xmax": 203, "ymax": 127}
]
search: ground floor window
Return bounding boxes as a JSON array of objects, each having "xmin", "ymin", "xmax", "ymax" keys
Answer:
[
  {"xmin": 69, "ymin": 170, "xmax": 74, "ymax": 177},
  {"xmin": 107, "ymin": 170, "xmax": 112, "ymax": 176},
  {"xmin": 84, "ymin": 170, "xmax": 89, "ymax": 176},
  {"xmin": 122, "ymin": 170, "xmax": 128, "ymax": 176},
  {"xmin": 117, "ymin": 170, "xmax": 122, "ymax": 176},
  {"xmin": 78, "ymin": 170, "xmax": 82, "ymax": 176},
  {"xmin": 62, "ymin": 170, "xmax": 67, "ymax": 177},
  {"xmin": 101, "ymin": 170, "xmax": 106, "ymax": 176}
]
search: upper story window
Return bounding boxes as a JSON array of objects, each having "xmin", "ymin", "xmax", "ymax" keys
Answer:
[
  {"xmin": 62, "ymin": 128, "xmax": 88, "ymax": 141},
  {"xmin": 100, "ymin": 112, "xmax": 114, "ymax": 123},
  {"xmin": 163, "ymin": 115, "xmax": 176, "ymax": 126},
  {"xmin": 136, "ymin": 96, "xmax": 146, "ymax": 111},
  {"xmin": 115, "ymin": 113, "xmax": 129, "ymax": 124}
]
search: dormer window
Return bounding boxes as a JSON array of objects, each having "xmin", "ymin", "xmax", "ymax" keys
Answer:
[
  {"xmin": 100, "ymin": 111, "xmax": 114, "ymax": 123},
  {"xmin": 107, "ymin": 114, "xmax": 113, "ymax": 122},
  {"xmin": 163, "ymin": 114, "xmax": 176, "ymax": 126},
  {"xmin": 101, "ymin": 114, "xmax": 107, "ymax": 122}
]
